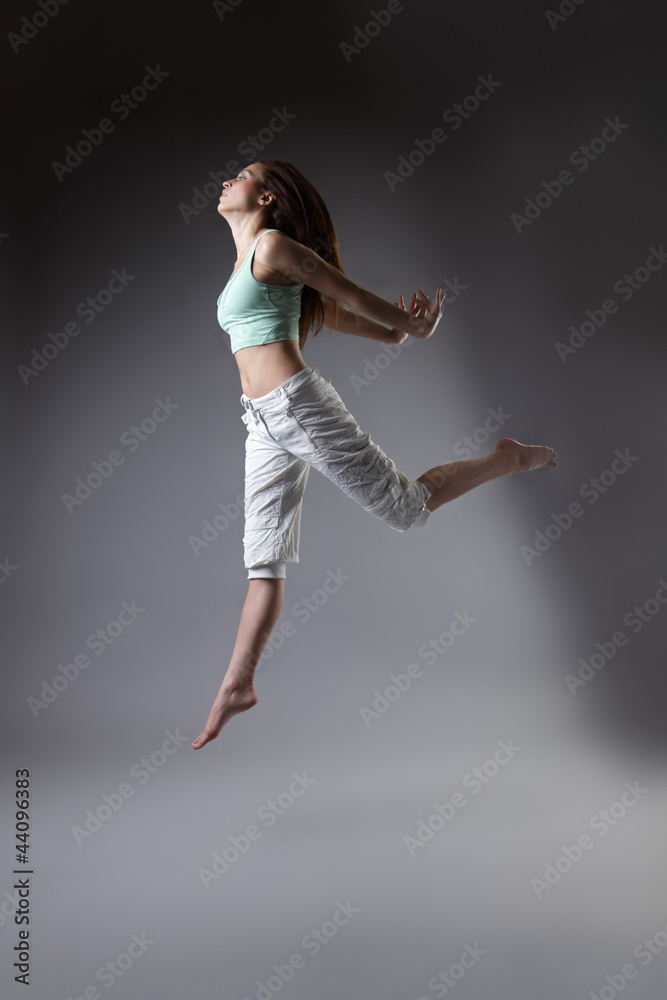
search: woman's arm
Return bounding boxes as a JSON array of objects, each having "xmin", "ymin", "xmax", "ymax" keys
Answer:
[
  {"xmin": 321, "ymin": 300, "xmax": 402, "ymax": 344},
  {"xmin": 255, "ymin": 231, "xmax": 440, "ymax": 339}
]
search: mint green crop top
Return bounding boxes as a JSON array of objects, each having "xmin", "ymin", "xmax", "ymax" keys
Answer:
[{"xmin": 216, "ymin": 229, "xmax": 304, "ymax": 354}]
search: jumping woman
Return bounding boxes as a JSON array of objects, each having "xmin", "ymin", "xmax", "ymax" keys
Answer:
[{"xmin": 191, "ymin": 158, "xmax": 557, "ymax": 750}]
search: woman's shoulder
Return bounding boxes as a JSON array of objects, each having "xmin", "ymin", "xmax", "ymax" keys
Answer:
[{"xmin": 254, "ymin": 229, "xmax": 303, "ymax": 267}]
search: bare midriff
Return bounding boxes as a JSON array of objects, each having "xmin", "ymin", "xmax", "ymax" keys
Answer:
[
  {"xmin": 227, "ymin": 246, "xmax": 310, "ymax": 399},
  {"xmin": 234, "ymin": 339, "xmax": 308, "ymax": 399}
]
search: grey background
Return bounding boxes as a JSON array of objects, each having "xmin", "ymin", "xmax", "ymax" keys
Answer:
[{"xmin": 3, "ymin": 1, "xmax": 667, "ymax": 998}]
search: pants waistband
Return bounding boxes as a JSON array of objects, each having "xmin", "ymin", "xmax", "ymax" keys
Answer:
[{"xmin": 240, "ymin": 366, "xmax": 322, "ymax": 410}]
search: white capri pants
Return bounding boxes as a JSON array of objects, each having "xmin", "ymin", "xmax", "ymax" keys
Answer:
[{"xmin": 240, "ymin": 366, "xmax": 432, "ymax": 579}]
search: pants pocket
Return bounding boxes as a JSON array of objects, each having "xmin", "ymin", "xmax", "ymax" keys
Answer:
[
  {"xmin": 284, "ymin": 405, "xmax": 322, "ymax": 453},
  {"xmin": 243, "ymin": 525, "xmax": 284, "ymax": 565}
]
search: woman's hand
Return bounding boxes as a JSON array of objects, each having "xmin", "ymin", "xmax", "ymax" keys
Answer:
[{"xmin": 391, "ymin": 287, "xmax": 445, "ymax": 341}]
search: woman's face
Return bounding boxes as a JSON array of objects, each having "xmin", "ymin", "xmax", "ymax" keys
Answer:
[{"xmin": 218, "ymin": 163, "xmax": 270, "ymax": 214}]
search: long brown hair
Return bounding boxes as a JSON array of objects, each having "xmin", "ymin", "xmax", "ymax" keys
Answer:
[{"xmin": 255, "ymin": 158, "xmax": 359, "ymax": 350}]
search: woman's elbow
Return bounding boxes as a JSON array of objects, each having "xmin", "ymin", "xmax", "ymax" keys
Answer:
[{"xmin": 385, "ymin": 327, "xmax": 409, "ymax": 346}]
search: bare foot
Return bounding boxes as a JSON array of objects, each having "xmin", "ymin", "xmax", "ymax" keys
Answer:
[
  {"xmin": 495, "ymin": 436, "xmax": 558, "ymax": 472},
  {"xmin": 191, "ymin": 681, "xmax": 259, "ymax": 750}
]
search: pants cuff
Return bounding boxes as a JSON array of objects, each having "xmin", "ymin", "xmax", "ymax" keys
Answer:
[
  {"xmin": 410, "ymin": 503, "xmax": 432, "ymax": 528},
  {"xmin": 247, "ymin": 560, "xmax": 287, "ymax": 579},
  {"xmin": 410, "ymin": 481, "xmax": 433, "ymax": 528}
]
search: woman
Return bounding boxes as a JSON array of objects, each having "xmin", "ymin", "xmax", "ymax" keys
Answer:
[{"xmin": 191, "ymin": 159, "xmax": 557, "ymax": 750}]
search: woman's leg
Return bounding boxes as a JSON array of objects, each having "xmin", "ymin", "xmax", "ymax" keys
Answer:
[
  {"xmin": 191, "ymin": 578, "xmax": 284, "ymax": 750},
  {"xmin": 265, "ymin": 374, "xmax": 558, "ymax": 531},
  {"xmin": 417, "ymin": 436, "xmax": 558, "ymax": 511},
  {"xmin": 192, "ymin": 384, "xmax": 311, "ymax": 749}
]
